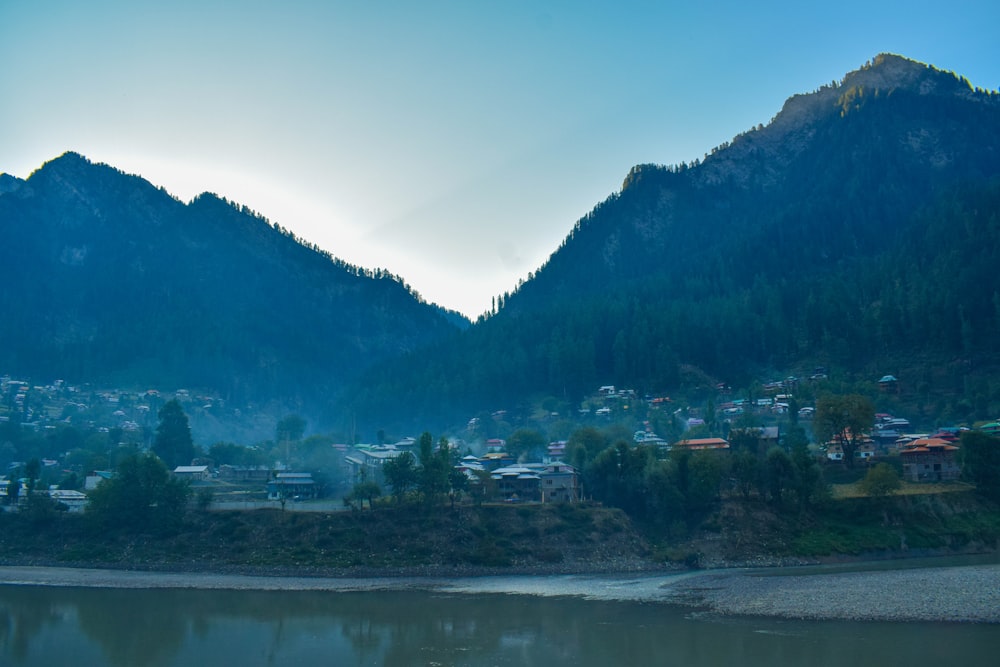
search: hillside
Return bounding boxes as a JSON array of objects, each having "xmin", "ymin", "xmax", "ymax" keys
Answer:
[
  {"xmin": 346, "ymin": 54, "xmax": 1000, "ymax": 431},
  {"xmin": 0, "ymin": 153, "xmax": 464, "ymax": 422},
  {"xmin": 0, "ymin": 492, "xmax": 996, "ymax": 574}
]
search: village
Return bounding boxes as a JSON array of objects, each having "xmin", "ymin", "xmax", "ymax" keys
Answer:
[{"xmin": 2, "ymin": 369, "xmax": 997, "ymax": 514}]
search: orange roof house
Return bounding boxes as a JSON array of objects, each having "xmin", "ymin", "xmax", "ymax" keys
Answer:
[
  {"xmin": 673, "ymin": 438, "xmax": 730, "ymax": 451},
  {"xmin": 900, "ymin": 438, "xmax": 960, "ymax": 482}
]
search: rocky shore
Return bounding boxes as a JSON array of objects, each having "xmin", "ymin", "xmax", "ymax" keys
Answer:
[{"xmin": 665, "ymin": 563, "xmax": 1000, "ymax": 622}]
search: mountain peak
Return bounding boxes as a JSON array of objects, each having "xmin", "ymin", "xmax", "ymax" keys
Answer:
[
  {"xmin": 843, "ymin": 53, "xmax": 971, "ymax": 94},
  {"xmin": 775, "ymin": 53, "xmax": 982, "ymax": 126},
  {"xmin": 0, "ymin": 173, "xmax": 25, "ymax": 195}
]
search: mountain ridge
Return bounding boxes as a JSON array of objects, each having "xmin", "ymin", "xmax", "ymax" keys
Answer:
[
  {"xmin": 3, "ymin": 53, "xmax": 999, "ymax": 437},
  {"xmin": 344, "ymin": 53, "xmax": 1000, "ymax": 432},
  {"xmin": 0, "ymin": 153, "xmax": 465, "ymax": 429}
]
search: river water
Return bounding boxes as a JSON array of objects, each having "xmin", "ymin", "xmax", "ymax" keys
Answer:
[{"xmin": 0, "ymin": 569, "xmax": 998, "ymax": 666}]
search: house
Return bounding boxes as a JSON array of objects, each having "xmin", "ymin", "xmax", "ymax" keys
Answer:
[
  {"xmin": 900, "ymin": 438, "xmax": 960, "ymax": 482},
  {"xmin": 673, "ymin": 437, "xmax": 730, "ymax": 451},
  {"xmin": 490, "ymin": 462, "xmax": 580, "ymax": 503},
  {"xmin": 633, "ymin": 431, "xmax": 668, "ymax": 446},
  {"xmin": 491, "ymin": 465, "xmax": 541, "ymax": 501},
  {"xmin": 538, "ymin": 462, "xmax": 579, "ymax": 502},
  {"xmin": 757, "ymin": 426, "xmax": 780, "ymax": 448},
  {"xmin": 544, "ymin": 441, "xmax": 567, "ymax": 463},
  {"xmin": 826, "ymin": 440, "xmax": 876, "ymax": 462},
  {"xmin": 173, "ymin": 465, "xmax": 210, "ymax": 482},
  {"xmin": 856, "ymin": 442, "xmax": 876, "ymax": 462},
  {"xmin": 479, "ymin": 452, "xmax": 516, "ymax": 471},
  {"xmin": 267, "ymin": 472, "xmax": 317, "ymax": 500},
  {"xmin": 344, "ymin": 447, "xmax": 407, "ymax": 484},
  {"xmin": 485, "ymin": 438, "xmax": 507, "ymax": 453},
  {"xmin": 49, "ymin": 489, "xmax": 88, "ymax": 512},
  {"xmin": 84, "ymin": 470, "xmax": 114, "ymax": 490},
  {"xmin": 219, "ymin": 465, "xmax": 272, "ymax": 482},
  {"xmin": 878, "ymin": 375, "xmax": 899, "ymax": 393}
]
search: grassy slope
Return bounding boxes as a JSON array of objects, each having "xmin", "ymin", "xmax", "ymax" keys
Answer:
[
  {"xmin": 1, "ymin": 492, "xmax": 997, "ymax": 573},
  {"xmin": 0, "ymin": 502, "xmax": 650, "ymax": 573}
]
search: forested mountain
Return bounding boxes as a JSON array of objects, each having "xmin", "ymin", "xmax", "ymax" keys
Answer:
[
  {"xmin": 0, "ymin": 153, "xmax": 463, "ymax": 415},
  {"xmin": 347, "ymin": 54, "xmax": 1000, "ymax": 431}
]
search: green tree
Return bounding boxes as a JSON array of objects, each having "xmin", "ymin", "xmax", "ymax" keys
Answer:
[
  {"xmin": 645, "ymin": 460, "xmax": 684, "ymax": 534},
  {"xmin": 209, "ymin": 442, "xmax": 255, "ymax": 467},
  {"xmin": 961, "ymin": 431, "xmax": 1000, "ymax": 501},
  {"xmin": 686, "ymin": 451, "xmax": 725, "ymax": 515},
  {"xmin": 86, "ymin": 453, "xmax": 191, "ymax": 534},
  {"xmin": 860, "ymin": 462, "xmax": 901, "ymax": 498},
  {"xmin": 5, "ymin": 476, "xmax": 20, "ymax": 506},
  {"xmin": 275, "ymin": 414, "xmax": 306, "ymax": 443},
  {"xmin": 23, "ymin": 491, "xmax": 66, "ymax": 525},
  {"xmin": 416, "ymin": 434, "xmax": 452, "ymax": 507},
  {"xmin": 585, "ymin": 442, "xmax": 651, "ymax": 517},
  {"xmin": 350, "ymin": 480, "xmax": 382, "ymax": 510},
  {"xmin": 471, "ymin": 468, "xmax": 497, "ymax": 505},
  {"xmin": 275, "ymin": 414, "xmax": 306, "ymax": 465},
  {"xmin": 382, "ymin": 451, "xmax": 418, "ymax": 503},
  {"xmin": 813, "ymin": 394, "xmax": 874, "ymax": 468},
  {"xmin": 506, "ymin": 428, "xmax": 546, "ymax": 462},
  {"xmin": 731, "ymin": 449, "xmax": 759, "ymax": 500},
  {"xmin": 448, "ymin": 466, "xmax": 469, "ymax": 510},
  {"xmin": 764, "ymin": 447, "xmax": 795, "ymax": 504},
  {"xmin": 24, "ymin": 458, "xmax": 40, "ymax": 492},
  {"xmin": 790, "ymin": 442, "xmax": 824, "ymax": 508},
  {"xmin": 566, "ymin": 426, "xmax": 609, "ymax": 469},
  {"xmin": 152, "ymin": 399, "xmax": 196, "ymax": 470}
]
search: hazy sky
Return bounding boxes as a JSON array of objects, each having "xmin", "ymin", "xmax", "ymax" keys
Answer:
[{"xmin": 2, "ymin": 1, "xmax": 998, "ymax": 318}]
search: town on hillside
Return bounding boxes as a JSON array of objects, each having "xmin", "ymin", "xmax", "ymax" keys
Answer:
[{"xmin": 2, "ymin": 369, "xmax": 998, "ymax": 514}]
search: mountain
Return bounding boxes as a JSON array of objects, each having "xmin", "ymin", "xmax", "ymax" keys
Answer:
[
  {"xmin": 0, "ymin": 153, "xmax": 464, "ymax": 419},
  {"xmin": 346, "ymin": 54, "xmax": 1000, "ymax": 431}
]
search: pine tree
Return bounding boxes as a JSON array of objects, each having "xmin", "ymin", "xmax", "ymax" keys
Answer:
[{"xmin": 153, "ymin": 399, "xmax": 196, "ymax": 470}]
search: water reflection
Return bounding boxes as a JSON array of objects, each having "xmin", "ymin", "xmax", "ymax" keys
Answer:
[{"xmin": 0, "ymin": 584, "xmax": 997, "ymax": 666}]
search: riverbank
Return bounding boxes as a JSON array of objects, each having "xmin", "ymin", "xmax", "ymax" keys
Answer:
[
  {"xmin": 2, "ymin": 558, "xmax": 998, "ymax": 623},
  {"xmin": 661, "ymin": 561, "xmax": 1000, "ymax": 622}
]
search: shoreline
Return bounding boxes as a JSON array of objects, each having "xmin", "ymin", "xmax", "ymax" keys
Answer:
[{"xmin": 1, "ymin": 559, "xmax": 999, "ymax": 623}]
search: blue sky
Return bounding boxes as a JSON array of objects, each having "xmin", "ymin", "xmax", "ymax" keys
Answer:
[{"xmin": 2, "ymin": 1, "xmax": 998, "ymax": 318}]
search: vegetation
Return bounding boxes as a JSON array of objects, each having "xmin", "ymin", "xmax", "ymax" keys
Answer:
[
  {"xmin": 1, "ymin": 57, "xmax": 1000, "ymax": 573},
  {"xmin": 859, "ymin": 463, "xmax": 902, "ymax": 498},
  {"xmin": 152, "ymin": 399, "xmax": 196, "ymax": 470},
  {"xmin": 85, "ymin": 453, "xmax": 191, "ymax": 535},
  {"xmin": 345, "ymin": 58, "xmax": 1000, "ymax": 433},
  {"xmin": 813, "ymin": 394, "xmax": 875, "ymax": 467},
  {"xmin": 961, "ymin": 431, "xmax": 1000, "ymax": 502},
  {"xmin": 0, "ymin": 152, "xmax": 462, "ymax": 424}
]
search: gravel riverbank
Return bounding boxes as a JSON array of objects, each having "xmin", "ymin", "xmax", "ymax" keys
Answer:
[
  {"xmin": 660, "ymin": 563, "xmax": 1000, "ymax": 622},
  {"xmin": 1, "ymin": 561, "xmax": 998, "ymax": 623}
]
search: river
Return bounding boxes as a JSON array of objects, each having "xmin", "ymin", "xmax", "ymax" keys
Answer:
[{"xmin": 1, "ymin": 563, "xmax": 998, "ymax": 666}]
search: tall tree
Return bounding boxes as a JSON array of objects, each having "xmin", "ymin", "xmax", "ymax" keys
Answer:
[
  {"xmin": 961, "ymin": 431, "xmax": 1000, "ymax": 501},
  {"xmin": 276, "ymin": 414, "xmax": 306, "ymax": 466},
  {"xmin": 276, "ymin": 414, "xmax": 306, "ymax": 443},
  {"xmin": 416, "ymin": 434, "xmax": 452, "ymax": 507},
  {"xmin": 152, "ymin": 399, "xmax": 196, "ymax": 470},
  {"xmin": 86, "ymin": 452, "xmax": 190, "ymax": 533},
  {"xmin": 813, "ymin": 394, "xmax": 874, "ymax": 468},
  {"xmin": 506, "ymin": 428, "xmax": 546, "ymax": 462},
  {"xmin": 382, "ymin": 451, "xmax": 418, "ymax": 503}
]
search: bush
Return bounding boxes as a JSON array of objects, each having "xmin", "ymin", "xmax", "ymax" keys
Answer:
[{"xmin": 860, "ymin": 463, "xmax": 901, "ymax": 498}]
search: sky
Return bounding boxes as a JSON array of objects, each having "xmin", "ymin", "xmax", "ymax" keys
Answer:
[{"xmin": 2, "ymin": 1, "xmax": 999, "ymax": 318}]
